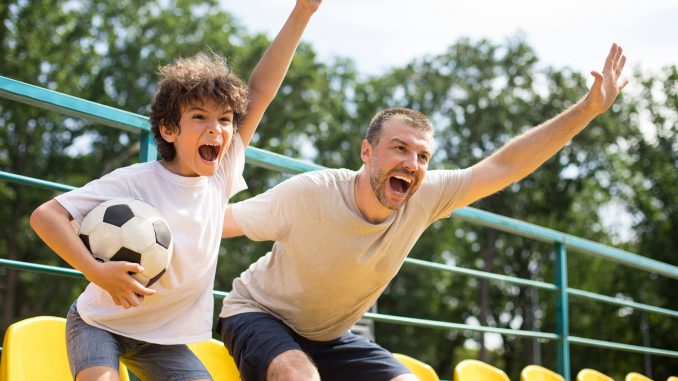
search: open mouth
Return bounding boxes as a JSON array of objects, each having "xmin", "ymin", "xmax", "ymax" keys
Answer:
[
  {"xmin": 389, "ymin": 174, "xmax": 413, "ymax": 196},
  {"xmin": 198, "ymin": 144, "xmax": 221, "ymax": 162}
]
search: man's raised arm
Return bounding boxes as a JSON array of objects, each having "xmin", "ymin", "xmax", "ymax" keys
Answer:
[{"xmin": 458, "ymin": 43, "xmax": 628, "ymax": 207}]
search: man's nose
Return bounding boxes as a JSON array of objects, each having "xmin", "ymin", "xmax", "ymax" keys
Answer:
[{"xmin": 401, "ymin": 153, "xmax": 418, "ymax": 172}]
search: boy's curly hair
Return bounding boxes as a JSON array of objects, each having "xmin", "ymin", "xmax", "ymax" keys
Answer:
[{"xmin": 149, "ymin": 52, "xmax": 249, "ymax": 161}]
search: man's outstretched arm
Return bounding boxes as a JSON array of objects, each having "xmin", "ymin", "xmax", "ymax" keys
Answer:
[{"xmin": 458, "ymin": 43, "xmax": 628, "ymax": 206}]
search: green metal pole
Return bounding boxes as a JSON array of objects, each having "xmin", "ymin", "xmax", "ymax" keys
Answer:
[
  {"xmin": 139, "ymin": 131, "xmax": 157, "ymax": 162},
  {"xmin": 555, "ymin": 243, "xmax": 571, "ymax": 380}
]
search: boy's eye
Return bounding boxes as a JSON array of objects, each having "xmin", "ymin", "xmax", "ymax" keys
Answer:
[
  {"xmin": 192, "ymin": 114, "xmax": 205, "ymax": 120},
  {"xmin": 220, "ymin": 117, "xmax": 233, "ymax": 123}
]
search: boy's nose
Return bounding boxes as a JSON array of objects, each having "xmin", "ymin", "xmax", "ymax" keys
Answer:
[{"xmin": 207, "ymin": 122, "xmax": 221, "ymax": 134}]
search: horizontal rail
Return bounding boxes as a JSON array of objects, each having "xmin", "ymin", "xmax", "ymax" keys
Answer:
[
  {"xmin": 364, "ymin": 311, "xmax": 559, "ymax": 340},
  {"xmin": 405, "ymin": 257, "xmax": 557, "ymax": 291},
  {"xmin": 244, "ymin": 146, "xmax": 324, "ymax": 174},
  {"xmin": 0, "ymin": 171, "xmax": 75, "ymax": 192},
  {"xmin": 0, "ymin": 258, "xmax": 83, "ymax": 279},
  {"xmin": 569, "ymin": 336, "xmax": 678, "ymax": 358},
  {"xmin": 406, "ymin": 257, "xmax": 678, "ymax": 318},
  {"xmin": 452, "ymin": 208, "xmax": 678, "ymax": 280},
  {"xmin": 0, "ymin": 76, "xmax": 149, "ymax": 133},
  {"xmin": 567, "ymin": 288, "xmax": 678, "ymax": 319}
]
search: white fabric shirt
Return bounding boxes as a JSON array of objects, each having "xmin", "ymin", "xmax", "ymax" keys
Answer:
[
  {"xmin": 219, "ymin": 167, "xmax": 471, "ymax": 341},
  {"xmin": 56, "ymin": 134, "xmax": 247, "ymax": 344}
]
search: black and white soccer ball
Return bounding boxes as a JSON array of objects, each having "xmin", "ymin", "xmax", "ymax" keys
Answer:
[{"xmin": 78, "ymin": 198, "xmax": 173, "ymax": 287}]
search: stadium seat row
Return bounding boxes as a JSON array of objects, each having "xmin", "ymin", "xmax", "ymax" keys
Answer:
[
  {"xmin": 452, "ymin": 358, "xmax": 674, "ymax": 381},
  {"xmin": 0, "ymin": 316, "xmax": 675, "ymax": 381}
]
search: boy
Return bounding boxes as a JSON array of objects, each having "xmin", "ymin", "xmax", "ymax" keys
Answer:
[{"xmin": 29, "ymin": 1, "xmax": 322, "ymax": 380}]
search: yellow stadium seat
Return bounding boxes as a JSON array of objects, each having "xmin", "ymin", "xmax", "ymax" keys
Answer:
[
  {"xmin": 577, "ymin": 368, "xmax": 614, "ymax": 381},
  {"xmin": 454, "ymin": 359, "xmax": 510, "ymax": 381},
  {"xmin": 187, "ymin": 338, "xmax": 240, "ymax": 381},
  {"xmin": 521, "ymin": 364, "xmax": 565, "ymax": 381},
  {"xmin": 626, "ymin": 372, "xmax": 653, "ymax": 381},
  {"xmin": 0, "ymin": 316, "xmax": 129, "ymax": 381},
  {"xmin": 393, "ymin": 353, "xmax": 440, "ymax": 381}
]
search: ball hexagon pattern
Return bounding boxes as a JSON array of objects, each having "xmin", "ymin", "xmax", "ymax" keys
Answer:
[{"xmin": 79, "ymin": 198, "xmax": 173, "ymax": 287}]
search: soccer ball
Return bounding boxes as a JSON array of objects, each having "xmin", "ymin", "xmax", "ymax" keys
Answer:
[{"xmin": 78, "ymin": 198, "xmax": 173, "ymax": 287}]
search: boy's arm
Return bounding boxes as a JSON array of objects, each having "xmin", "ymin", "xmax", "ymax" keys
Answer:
[
  {"xmin": 457, "ymin": 43, "xmax": 628, "ymax": 207},
  {"xmin": 30, "ymin": 199, "xmax": 156, "ymax": 308},
  {"xmin": 222, "ymin": 206, "xmax": 244, "ymax": 238},
  {"xmin": 237, "ymin": 0, "xmax": 322, "ymax": 147}
]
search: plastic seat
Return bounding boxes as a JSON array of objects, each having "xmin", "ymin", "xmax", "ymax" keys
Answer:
[
  {"xmin": 0, "ymin": 316, "xmax": 129, "ymax": 381},
  {"xmin": 187, "ymin": 339, "xmax": 240, "ymax": 381},
  {"xmin": 667, "ymin": 377, "xmax": 678, "ymax": 381},
  {"xmin": 393, "ymin": 353, "xmax": 440, "ymax": 381},
  {"xmin": 626, "ymin": 373, "xmax": 653, "ymax": 381},
  {"xmin": 521, "ymin": 364, "xmax": 565, "ymax": 381},
  {"xmin": 577, "ymin": 368, "xmax": 614, "ymax": 381},
  {"xmin": 454, "ymin": 359, "xmax": 510, "ymax": 381}
]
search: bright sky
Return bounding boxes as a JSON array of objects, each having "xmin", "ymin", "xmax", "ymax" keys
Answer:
[{"xmin": 221, "ymin": 0, "xmax": 677, "ymax": 77}]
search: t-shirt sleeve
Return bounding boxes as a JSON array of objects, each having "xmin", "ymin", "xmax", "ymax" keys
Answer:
[
  {"xmin": 418, "ymin": 168, "xmax": 472, "ymax": 222},
  {"xmin": 230, "ymin": 175, "xmax": 304, "ymax": 242},
  {"xmin": 55, "ymin": 169, "xmax": 131, "ymax": 224},
  {"xmin": 219, "ymin": 132, "xmax": 248, "ymax": 199}
]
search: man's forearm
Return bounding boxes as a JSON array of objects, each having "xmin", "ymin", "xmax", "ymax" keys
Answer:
[{"xmin": 487, "ymin": 97, "xmax": 599, "ymax": 183}]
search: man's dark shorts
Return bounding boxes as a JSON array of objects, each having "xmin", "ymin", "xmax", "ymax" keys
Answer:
[{"xmin": 217, "ymin": 312, "xmax": 411, "ymax": 381}]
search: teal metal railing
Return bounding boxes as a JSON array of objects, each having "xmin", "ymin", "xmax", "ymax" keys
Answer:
[{"xmin": 2, "ymin": 75, "xmax": 677, "ymax": 380}]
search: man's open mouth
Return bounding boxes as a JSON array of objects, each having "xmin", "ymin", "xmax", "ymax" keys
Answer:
[
  {"xmin": 389, "ymin": 174, "xmax": 413, "ymax": 196},
  {"xmin": 198, "ymin": 144, "xmax": 221, "ymax": 161}
]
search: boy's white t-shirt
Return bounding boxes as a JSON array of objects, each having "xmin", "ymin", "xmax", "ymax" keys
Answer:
[{"xmin": 56, "ymin": 134, "xmax": 247, "ymax": 344}]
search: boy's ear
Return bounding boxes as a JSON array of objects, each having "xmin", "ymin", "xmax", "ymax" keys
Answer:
[{"xmin": 159, "ymin": 121, "xmax": 177, "ymax": 143}]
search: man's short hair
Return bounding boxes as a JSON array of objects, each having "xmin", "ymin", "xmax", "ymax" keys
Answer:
[
  {"xmin": 149, "ymin": 52, "xmax": 249, "ymax": 161},
  {"xmin": 365, "ymin": 108, "xmax": 433, "ymax": 145}
]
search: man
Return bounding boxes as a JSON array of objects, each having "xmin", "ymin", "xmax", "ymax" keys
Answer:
[{"xmin": 218, "ymin": 44, "xmax": 628, "ymax": 381}]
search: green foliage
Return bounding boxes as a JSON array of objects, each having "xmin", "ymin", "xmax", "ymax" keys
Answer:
[{"xmin": 1, "ymin": 1, "xmax": 676, "ymax": 379}]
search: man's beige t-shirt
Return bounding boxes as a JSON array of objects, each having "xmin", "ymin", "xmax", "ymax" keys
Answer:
[{"xmin": 220, "ymin": 167, "xmax": 471, "ymax": 341}]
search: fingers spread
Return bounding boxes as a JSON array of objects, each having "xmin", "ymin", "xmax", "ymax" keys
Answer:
[
  {"xmin": 616, "ymin": 55, "xmax": 627, "ymax": 76},
  {"xmin": 603, "ymin": 43, "xmax": 617, "ymax": 72}
]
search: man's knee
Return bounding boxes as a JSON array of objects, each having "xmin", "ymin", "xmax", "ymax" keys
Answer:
[{"xmin": 266, "ymin": 350, "xmax": 320, "ymax": 381}]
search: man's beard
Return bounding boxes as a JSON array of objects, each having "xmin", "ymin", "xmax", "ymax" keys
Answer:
[{"xmin": 368, "ymin": 163, "xmax": 419, "ymax": 210}]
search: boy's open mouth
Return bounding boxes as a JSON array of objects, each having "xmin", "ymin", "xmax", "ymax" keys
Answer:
[
  {"xmin": 198, "ymin": 144, "xmax": 221, "ymax": 162},
  {"xmin": 389, "ymin": 174, "xmax": 413, "ymax": 195}
]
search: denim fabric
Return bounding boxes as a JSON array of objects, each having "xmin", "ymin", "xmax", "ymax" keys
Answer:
[{"xmin": 66, "ymin": 302, "xmax": 212, "ymax": 380}]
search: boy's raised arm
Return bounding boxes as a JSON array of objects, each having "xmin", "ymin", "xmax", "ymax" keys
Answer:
[{"xmin": 237, "ymin": 0, "xmax": 322, "ymax": 146}]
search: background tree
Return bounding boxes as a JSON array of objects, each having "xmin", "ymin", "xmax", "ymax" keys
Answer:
[{"xmin": 1, "ymin": 1, "xmax": 675, "ymax": 379}]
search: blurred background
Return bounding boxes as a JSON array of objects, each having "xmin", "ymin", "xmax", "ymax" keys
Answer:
[{"xmin": 1, "ymin": 0, "xmax": 676, "ymax": 379}]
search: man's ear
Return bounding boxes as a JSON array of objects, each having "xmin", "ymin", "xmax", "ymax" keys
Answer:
[
  {"xmin": 361, "ymin": 139, "xmax": 372, "ymax": 164},
  {"xmin": 159, "ymin": 121, "xmax": 176, "ymax": 143}
]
